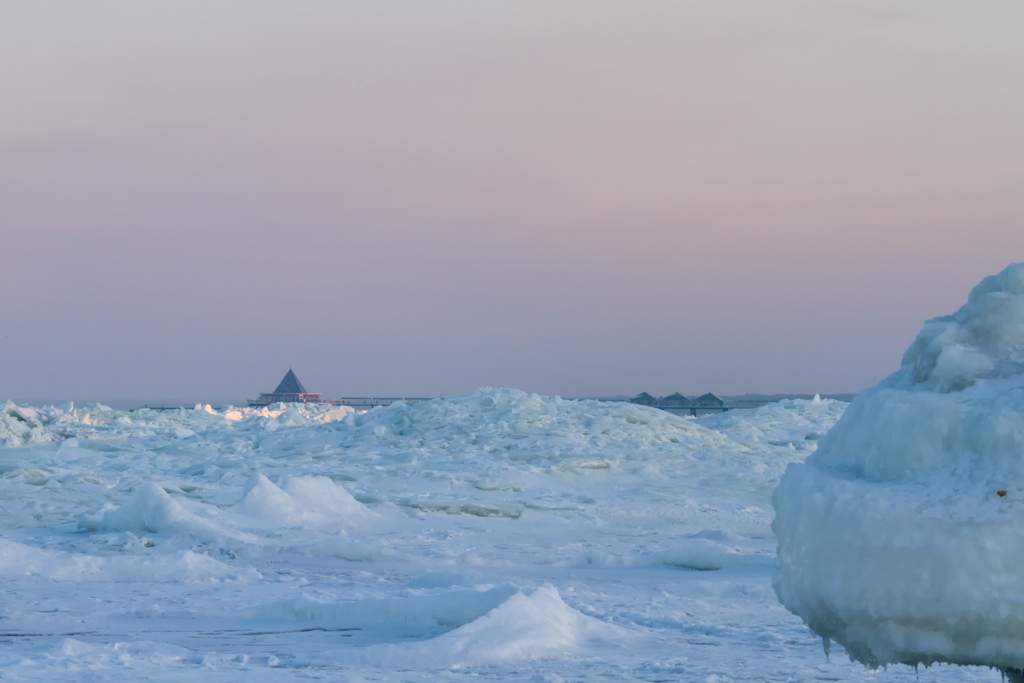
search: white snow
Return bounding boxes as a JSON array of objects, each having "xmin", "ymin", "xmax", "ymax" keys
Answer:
[
  {"xmin": 773, "ymin": 263, "xmax": 1024, "ymax": 673},
  {"xmin": 0, "ymin": 384, "xmax": 1001, "ymax": 681}
]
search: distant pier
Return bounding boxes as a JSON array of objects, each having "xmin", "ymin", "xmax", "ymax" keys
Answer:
[
  {"xmin": 246, "ymin": 370, "xmax": 431, "ymax": 409},
  {"xmin": 324, "ymin": 397, "xmax": 430, "ymax": 408}
]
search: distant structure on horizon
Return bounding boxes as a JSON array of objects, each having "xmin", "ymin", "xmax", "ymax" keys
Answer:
[
  {"xmin": 629, "ymin": 391, "xmax": 760, "ymax": 416},
  {"xmin": 247, "ymin": 370, "xmax": 431, "ymax": 409},
  {"xmin": 630, "ymin": 392, "xmax": 724, "ymax": 407},
  {"xmin": 249, "ymin": 369, "xmax": 323, "ymax": 406}
]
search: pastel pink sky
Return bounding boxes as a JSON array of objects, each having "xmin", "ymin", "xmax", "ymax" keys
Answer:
[{"xmin": 2, "ymin": 2, "xmax": 1022, "ymax": 403}]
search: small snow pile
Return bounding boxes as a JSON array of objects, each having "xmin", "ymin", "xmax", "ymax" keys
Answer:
[
  {"xmin": 81, "ymin": 482, "xmax": 241, "ymax": 544},
  {"xmin": 232, "ymin": 473, "xmax": 376, "ymax": 528},
  {"xmin": 773, "ymin": 263, "xmax": 1024, "ymax": 672},
  {"xmin": 362, "ymin": 585, "xmax": 628, "ymax": 668}
]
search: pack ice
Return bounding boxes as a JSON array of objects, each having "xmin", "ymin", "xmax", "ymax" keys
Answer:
[
  {"xmin": 774, "ymin": 263, "xmax": 1024, "ymax": 675},
  {"xmin": 5, "ymin": 378, "xmax": 987, "ymax": 680}
]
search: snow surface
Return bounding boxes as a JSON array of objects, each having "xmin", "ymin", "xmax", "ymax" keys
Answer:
[
  {"xmin": 0, "ymin": 388, "xmax": 1001, "ymax": 680},
  {"xmin": 774, "ymin": 263, "xmax": 1024, "ymax": 673}
]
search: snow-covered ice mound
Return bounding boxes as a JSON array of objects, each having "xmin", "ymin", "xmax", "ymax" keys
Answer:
[
  {"xmin": 773, "ymin": 263, "xmax": 1024, "ymax": 672},
  {"xmin": 358, "ymin": 585, "xmax": 629, "ymax": 668}
]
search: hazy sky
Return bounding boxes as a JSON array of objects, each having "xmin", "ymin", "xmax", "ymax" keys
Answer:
[{"xmin": 2, "ymin": 1, "xmax": 1022, "ymax": 404}]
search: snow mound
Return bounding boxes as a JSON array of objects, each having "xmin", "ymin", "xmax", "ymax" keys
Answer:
[
  {"xmin": 699, "ymin": 398, "xmax": 845, "ymax": 453},
  {"xmin": 364, "ymin": 585, "xmax": 628, "ymax": 668},
  {"xmin": 232, "ymin": 473, "xmax": 376, "ymax": 528},
  {"xmin": 330, "ymin": 387, "xmax": 731, "ymax": 468},
  {"xmin": 82, "ymin": 482, "xmax": 243, "ymax": 544},
  {"xmin": 773, "ymin": 263, "xmax": 1024, "ymax": 671}
]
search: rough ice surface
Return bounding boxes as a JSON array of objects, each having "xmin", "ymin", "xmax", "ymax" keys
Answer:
[
  {"xmin": 0, "ymin": 387, "xmax": 1000, "ymax": 680},
  {"xmin": 774, "ymin": 263, "xmax": 1024, "ymax": 673}
]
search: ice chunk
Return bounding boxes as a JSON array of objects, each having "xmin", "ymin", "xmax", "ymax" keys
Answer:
[{"xmin": 773, "ymin": 263, "xmax": 1024, "ymax": 672}]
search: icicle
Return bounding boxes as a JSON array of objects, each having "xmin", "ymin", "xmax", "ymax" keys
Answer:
[{"xmin": 822, "ymin": 636, "xmax": 831, "ymax": 661}]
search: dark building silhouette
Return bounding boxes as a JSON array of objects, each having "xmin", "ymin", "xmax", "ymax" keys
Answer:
[
  {"xmin": 631, "ymin": 392, "xmax": 658, "ymax": 406},
  {"xmin": 693, "ymin": 392, "xmax": 724, "ymax": 407},
  {"xmin": 249, "ymin": 369, "xmax": 323, "ymax": 406},
  {"xmin": 661, "ymin": 392, "xmax": 691, "ymax": 407},
  {"xmin": 629, "ymin": 391, "xmax": 728, "ymax": 414}
]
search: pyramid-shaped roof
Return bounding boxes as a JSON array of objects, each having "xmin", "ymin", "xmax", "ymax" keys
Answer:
[{"xmin": 274, "ymin": 369, "xmax": 308, "ymax": 394}]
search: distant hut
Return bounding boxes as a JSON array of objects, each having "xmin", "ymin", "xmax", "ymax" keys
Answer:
[
  {"xmin": 693, "ymin": 392, "xmax": 724, "ymax": 407},
  {"xmin": 249, "ymin": 369, "xmax": 323, "ymax": 406},
  {"xmin": 630, "ymin": 392, "xmax": 658, "ymax": 407},
  {"xmin": 661, "ymin": 392, "xmax": 691, "ymax": 407}
]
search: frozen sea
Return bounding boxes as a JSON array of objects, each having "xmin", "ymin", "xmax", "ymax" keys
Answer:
[{"xmin": 0, "ymin": 389, "xmax": 1003, "ymax": 681}]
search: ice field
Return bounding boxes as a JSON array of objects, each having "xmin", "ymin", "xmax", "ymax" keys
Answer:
[{"xmin": 0, "ymin": 388, "xmax": 1006, "ymax": 681}]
